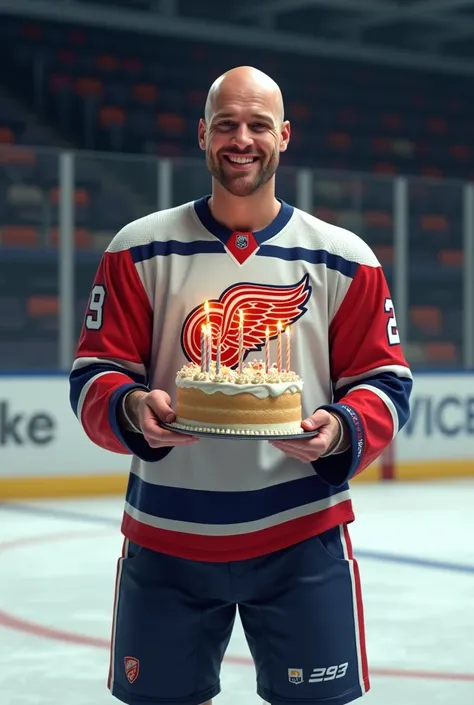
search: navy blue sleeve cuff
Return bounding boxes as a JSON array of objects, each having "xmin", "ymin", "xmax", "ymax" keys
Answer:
[
  {"xmin": 311, "ymin": 403, "xmax": 365, "ymax": 487},
  {"xmin": 108, "ymin": 383, "xmax": 173, "ymax": 464}
]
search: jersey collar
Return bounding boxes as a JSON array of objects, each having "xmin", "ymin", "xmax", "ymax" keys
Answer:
[{"xmin": 194, "ymin": 195, "xmax": 294, "ymax": 246}]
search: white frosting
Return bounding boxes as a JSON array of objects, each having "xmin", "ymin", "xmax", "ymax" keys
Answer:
[
  {"xmin": 176, "ymin": 361, "xmax": 303, "ymax": 398},
  {"xmin": 176, "ymin": 377, "xmax": 303, "ymax": 398},
  {"xmin": 173, "ymin": 419, "xmax": 304, "ymax": 435}
]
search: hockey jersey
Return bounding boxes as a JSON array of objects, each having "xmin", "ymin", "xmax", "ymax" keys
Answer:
[{"xmin": 70, "ymin": 197, "xmax": 412, "ymax": 562}]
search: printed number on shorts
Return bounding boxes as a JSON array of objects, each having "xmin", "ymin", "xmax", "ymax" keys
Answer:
[
  {"xmin": 385, "ymin": 298, "xmax": 400, "ymax": 346},
  {"xmin": 86, "ymin": 284, "xmax": 106, "ymax": 330},
  {"xmin": 309, "ymin": 662, "xmax": 348, "ymax": 683}
]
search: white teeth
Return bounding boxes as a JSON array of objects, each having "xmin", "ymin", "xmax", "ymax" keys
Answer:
[{"xmin": 228, "ymin": 156, "xmax": 254, "ymax": 164}]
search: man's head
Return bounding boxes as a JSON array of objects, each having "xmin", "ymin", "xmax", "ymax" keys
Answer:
[{"xmin": 198, "ymin": 66, "xmax": 290, "ymax": 198}]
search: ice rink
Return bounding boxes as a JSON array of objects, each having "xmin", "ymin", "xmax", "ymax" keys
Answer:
[{"xmin": 1, "ymin": 479, "xmax": 474, "ymax": 705}]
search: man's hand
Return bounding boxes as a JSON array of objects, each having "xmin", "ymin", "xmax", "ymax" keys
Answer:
[
  {"xmin": 120, "ymin": 389, "xmax": 199, "ymax": 448},
  {"xmin": 270, "ymin": 409, "xmax": 349, "ymax": 462}
]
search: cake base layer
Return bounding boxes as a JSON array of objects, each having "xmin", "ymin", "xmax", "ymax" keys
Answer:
[{"xmin": 176, "ymin": 386, "xmax": 302, "ymax": 433}]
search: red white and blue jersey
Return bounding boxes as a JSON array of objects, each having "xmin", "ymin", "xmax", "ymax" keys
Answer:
[{"xmin": 70, "ymin": 197, "xmax": 412, "ymax": 562}]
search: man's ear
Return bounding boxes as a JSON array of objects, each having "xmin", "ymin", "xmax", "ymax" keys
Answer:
[
  {"xmin": 198, "ymin": 118, "xmax": 207, "ymax": 151},
  {"xmin": 280, "ymin": 120, "xmax": 291, "ymax": 152}
]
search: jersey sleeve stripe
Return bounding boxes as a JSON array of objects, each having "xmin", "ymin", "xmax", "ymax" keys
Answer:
[
  {"xmin": 106, "ymin": 384, "xmax": 171, "ymax": 462},
  {"xmin": 335, "ymin": 365, "xmax": 412, "ymax": 390},
  {"xmin": 70, "ymin": 362, "xmax": 147, "ymax": 418},
  {"xmin": 346, "ymin": 384, "xmax": 399, "ymax": 439},
  {"xmin": 72, "ymin": 356, "xmax": 147, "ymax": 377}
]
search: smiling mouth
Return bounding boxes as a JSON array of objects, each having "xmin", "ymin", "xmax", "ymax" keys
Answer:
[{"xmin": 223, "ymin": 155, "xmax": 259, "ymax": 165}]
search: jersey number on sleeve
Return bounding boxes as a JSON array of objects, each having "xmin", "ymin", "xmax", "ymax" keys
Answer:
[
  {"xmin": 384, "ymin": 298, "xmax": 400, "ymax": 345},
  {"xmin": 85, "ymin": 284, "xmax": 106, "ymax": 330}
]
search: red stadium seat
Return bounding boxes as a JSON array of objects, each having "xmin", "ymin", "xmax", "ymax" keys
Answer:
[
  {"xmin": 49, "ymin": 187, "xmax": 90, "ymax": 207},
  {"xmin": 49, "ymin": 227, "xmax": 92, "ymax": 249},
  {"xmin": 372, "ymin": 137, "xmax": 391, "ymax": 153},
  {"xmin": 99, "ymin": 106, "xmax": 126, "ymax": 127},
  {"xmin": 76, "ymin": 77, "xmax": 103, "ymax": 97},
  {"xmin": 133, "ymin": 84, "xmax": 159, "ymax": 103},
  {"xmin": 328, "ymin": 132, "xmax": 351, "ymax": 149},
  {"xmin": 426, "ymin": 118, "xmax": 447, "ymax": 135},
  {"xmin": 373, "ymin": 246, "xmax": 394, "ymax": 264},
  {"xmin": 50, "ymin": 74, "xmax": 73, "ymax": 93},
  {"xmin": 450, "ymin": 144, "xmax": 470, "ymax": 161},
  {"xmin": 1, "ymin": 226, "xmax": 39, "ymax": 247},
  {"xmin": 420, "ymin": 214, "xmax": 449, "ymax": 232},
  {"xmin": 410, "ymin": 306, "xmax": 443, "ymax": 335},
  {"xmin": 0, "ymin": 146, "xmax": 35, "ymax": 164},
  {"xmin": 157, "ymin": 112, "xmax": 185, "ymax": 135},
  {"xmin": 290, "ymin": 103, "xmax": 309, "ymax": 120},
  {"xmin": 364, "ymin": 210, "xmax": 392, "ymax": 228},
  {"xmin": 438, "ymin": 249, "xmax": 463, "ymax": 267},
  {"xmin": 122, "ymin": 57, "xmax": 143, "ymax": 73},
  {"xmin": 97, "ymin": 55, "xmax": 119, "ymax": 71},
  {"xmin": 27, "ymin": 295, "xmax": 59, "ymax": 318},
  {"xmin": 424, "ymin": 342, "xmax": 457, "ymax": 363},
  {"xmin": 0, "ymin": 127, "xmax": 15, "ymax": 144}
]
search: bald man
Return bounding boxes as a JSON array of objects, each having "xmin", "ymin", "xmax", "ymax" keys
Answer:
[{"xmin": 71, "ymin": 66, "xmax": 411, "ymax": 705}]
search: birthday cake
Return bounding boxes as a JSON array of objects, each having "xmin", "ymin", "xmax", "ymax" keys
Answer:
[{"xmin": 174, "ymin": 360, "xmax": 304, "ymax": 436}]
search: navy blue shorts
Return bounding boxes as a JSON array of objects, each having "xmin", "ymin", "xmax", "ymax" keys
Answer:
[{"xmin": 108, "ymin": 525, "xmax": 370, "ymax": 705}]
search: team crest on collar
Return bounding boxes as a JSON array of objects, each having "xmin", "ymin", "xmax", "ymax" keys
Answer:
[
  {"xmin": 181, "ymin": 274, "xmax": 312, "ymax": 370},
  {"xmin": 235, "ymin": 233, "xmax": 249, "ymax": 249}
]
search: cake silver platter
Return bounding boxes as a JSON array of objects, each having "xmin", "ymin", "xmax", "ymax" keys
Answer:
[{"xmin": 161, "ymin": 422, "xmax": 319, "ymax": 441}]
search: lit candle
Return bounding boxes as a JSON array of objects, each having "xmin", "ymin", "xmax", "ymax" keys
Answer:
[
  {"xmin": 200, "ymin": 324, "xmax": 206, "ymax": 373},
  {"xmin": 277, "ymin": 320, "xmax": 282, "ymax": 373},
  {"xmin": 206, "ymin": 323, "xmax": 211, "ymax": 374},
  {"xmin": 204, "ymin": 300, "xmax": 210, "ymax": 325},
  {"xmin": 265, "ymin": 326, "xmax": 270, "ymax": 374},
  {"xmin": 285, "ymin": 324, "xmax": 291, "ymax": 372},
  {"xmin": 238, "ymin": 310, "xmax": 244, "ymax": 374},
  {"xmin": 216, "ymin": 329, "xmax": 221, "ymax": 375}
]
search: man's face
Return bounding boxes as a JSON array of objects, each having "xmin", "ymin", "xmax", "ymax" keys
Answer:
[{"xmin": 199, "ymin": 88, "xmax": 290, "ymax": 197}]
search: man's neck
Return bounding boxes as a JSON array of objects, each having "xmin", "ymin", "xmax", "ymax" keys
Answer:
[{"xmin": 208, "ymin": 181, "xmax": 280, "ymax": 233}]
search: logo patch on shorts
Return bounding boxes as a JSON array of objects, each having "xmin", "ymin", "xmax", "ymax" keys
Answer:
[
  {"xmin": 288, "ymin": 668, "xmax": 304, "ymax": 684},
  {"xmin": 124, "ymin": 657, "xmax": 139, "ymax": 684}
]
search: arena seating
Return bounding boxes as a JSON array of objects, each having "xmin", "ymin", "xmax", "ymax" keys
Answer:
[{"xmin": 0, "ymin": 14, "xmax": 468, "ymax": 369}]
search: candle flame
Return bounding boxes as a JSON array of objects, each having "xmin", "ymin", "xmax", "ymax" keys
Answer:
[
  {"xmin": 266, "ymin": 325, "xmax": 270, "ymax": 337},
  {"xmin": 204, "ymin": 300, "xmax": 209, "ymax": 314},
  {"xmin": 277, "ymin": 320, "xmax": 282, "ymax": 332},
  {"xmin": 239, "ymin": 309, "xmax": 244, "ymax": 326}
]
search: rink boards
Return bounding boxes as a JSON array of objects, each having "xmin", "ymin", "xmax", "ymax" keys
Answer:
[{"xmin": 0, "ymin": 373, "xmax": 473, "ymax": 498}]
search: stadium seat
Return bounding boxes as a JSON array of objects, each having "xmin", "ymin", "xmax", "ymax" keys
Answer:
[
  {"xmin": 438, "ymin": 249, "xmax": 463, "ymax": 267},
  {"xmin": 0, "ymin": 126, "xmax": 14, "ymax": 143},
  {"xmin": 424, "ymin": 342, "xmax": 458, "ymax": 365},
  {"xmin": 133, "ymin": 83, "xmax": 159, "ymax": 104},
  {"xmin": 410, "ymin": 305, "xmax": 443, "ymax": 336},
  {"xmin": 27, "ymin": 295, "xmax": 59, "ymax": 318},
  {"xmin": 1, "ymin": 225, "xmax": 39, "ymax": 247}
]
